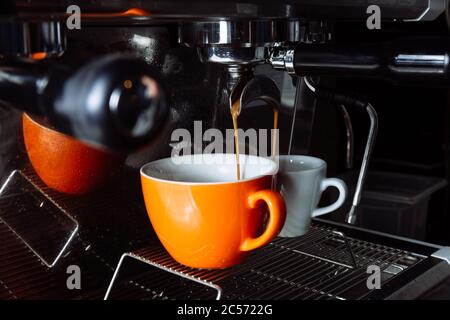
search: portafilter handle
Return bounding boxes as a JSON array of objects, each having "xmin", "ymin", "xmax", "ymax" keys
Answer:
[{"xmin": 272, "ymin": 37, "xmax": 450, "ymax": 86}]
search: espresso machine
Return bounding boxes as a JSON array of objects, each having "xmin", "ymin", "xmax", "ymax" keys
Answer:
[{"xmin": 1, "ymin": 0, "xmax": 450, "ymax": 300}]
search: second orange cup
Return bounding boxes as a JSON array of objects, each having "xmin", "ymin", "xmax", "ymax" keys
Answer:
[{"xmin": 23, "ymin": 113, "xmax": 123, "ymax": 195}]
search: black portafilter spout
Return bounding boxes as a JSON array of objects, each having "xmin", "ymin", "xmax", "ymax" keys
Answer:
[
  {"xmin": 272, "ymin": 37, "xmax": 450, "ymax": 85},
  {"xmin": 0, "ymin": 55, "xmax": 168, "ymax": 151}
]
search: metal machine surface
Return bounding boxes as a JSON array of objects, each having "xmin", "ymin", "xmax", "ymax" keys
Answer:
[{"xmin": 1, "ymin": 0, "xmax": 450, "ymax": 300}]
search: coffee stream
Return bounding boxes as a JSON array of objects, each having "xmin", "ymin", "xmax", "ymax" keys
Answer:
[
  {"xmin": 230, "ymin": 96, "xmax": 278, "ymax": 181},
  {"xmin": 231, "ymin": 99, "xmax": 241, "ymax": 180},
  {"xmin": 272, "ymin": 109, "xmax": 279, "ymax": 158}
]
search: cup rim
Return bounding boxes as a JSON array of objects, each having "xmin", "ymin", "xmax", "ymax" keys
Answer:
[
  {"xmin": 23, "ymin": 112, "xmax": 118, "ymax": 156},
  {"xmin": 23, "ymin": 112, "xmax": 62, "ymax": 135},
  {"xmin": 140, "ymin": 153, "xmax": 278, "ymax": 186},
  {"xmin": 278, "ymin": 155, "xmax": 326, "ymax": 172}
]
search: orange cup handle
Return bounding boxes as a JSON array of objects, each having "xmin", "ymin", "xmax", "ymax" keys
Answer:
[{"xmin": 240, "ymin": 189, "xmax": 286, "ymax": 252}]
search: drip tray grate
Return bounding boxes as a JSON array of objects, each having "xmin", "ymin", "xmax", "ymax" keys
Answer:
[
  {"xmin": 105, "ymin": 224, "xmax": 425, "ymax": 300},
  {"xmin": 0, "ymin": 167, "xmax": 152, "ymax": 299},
  {"xmin": 0, "ymin": 166, "xmax": 429, "ymax": 300}
]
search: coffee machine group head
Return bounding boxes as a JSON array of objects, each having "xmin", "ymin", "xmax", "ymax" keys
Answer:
[{"xmin": 178, "ymin": 18, "xmax": 302, "ymax": 111}]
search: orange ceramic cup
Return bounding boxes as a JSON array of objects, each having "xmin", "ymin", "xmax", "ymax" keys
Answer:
[
  {"xmin": 23, "ymin": 113, "xmax": 123, "ymax": 194},
  {"xmin": 140, "ymin": 153, "xmax": 286, "ymax": 269}
]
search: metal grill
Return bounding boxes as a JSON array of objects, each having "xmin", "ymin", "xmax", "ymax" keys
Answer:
[
  {"xmin": 0, "ymin": 170, "xmax": 79, "ymax": 267},
  {"xmin": 106, "ymin": 224, "xmax": 424, "ymax": 300},
  {"xmin": 19, "ymin": 166, "xmax": 154, "ymax": 256},
  {"xmin": 0, "ymin": 167, "xmax": 152, "ymax": 299},
  {"xmin": 0, "ymin": 166, "xmax": 430, "ymax": 300},
  {"xmin": 0, "ymin": 220, "xmax": 115, "ymax": 300}
]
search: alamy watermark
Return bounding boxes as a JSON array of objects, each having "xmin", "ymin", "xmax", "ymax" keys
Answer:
[
  {"xmin": 66, "ymin": 5, "xmax": 81, "ymax": 30},
  {"xmin": 367, "ymin": 5, "xmax": 381, "ymax": 30},
  {"xmin": 64, "ymin": 4, "xmax": 382, "ymax": 32},
  {"xmin": 66, "ymin": 265, "xmax": 81, "ymax": 290},
  {"xmin": 170, "ymin": 121, "xmax": 279, "ymax": 165},
  {"xmin": 366, "ymin": 265, "xmax": 381, "ymax": 290}
]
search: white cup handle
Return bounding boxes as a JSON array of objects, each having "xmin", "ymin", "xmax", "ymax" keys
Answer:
[{"xmin": 312, "ymin": 178, "xmax": 348, "ymax": 217}]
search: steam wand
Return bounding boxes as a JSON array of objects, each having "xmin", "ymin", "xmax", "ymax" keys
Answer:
[{"xmin": 303, "ymin": 77, "xmax": 378, "ymax": 225}]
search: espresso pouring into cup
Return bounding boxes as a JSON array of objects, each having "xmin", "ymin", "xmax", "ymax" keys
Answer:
[
  {"xmin": 140, "ymin": 153, "xmax": 286, "ymax": 269},
  {"xmin": 230, "ymin": 76, "xmax": 281, "ymax": 181}
]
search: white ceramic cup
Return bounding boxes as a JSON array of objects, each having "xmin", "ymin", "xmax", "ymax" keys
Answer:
[{"xmin": 278, "ymin": 155, "xmax": 347, "ymax": 237}]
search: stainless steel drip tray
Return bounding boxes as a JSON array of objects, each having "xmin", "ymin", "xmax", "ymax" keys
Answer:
[{"xmin": 104, "ymin": 222, "xmax": 450, "ymax": 300}]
